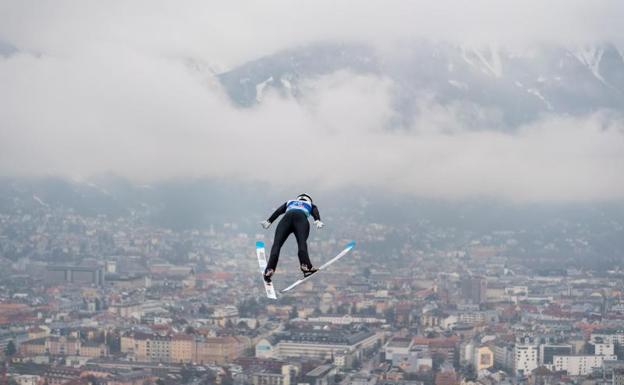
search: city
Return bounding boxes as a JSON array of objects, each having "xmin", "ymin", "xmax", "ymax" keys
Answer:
[
  {"xmin": 2, "ymin": 1, "xmax": 624, "ymax": 385},
  {"xmin": 1, "ymin": 188, "xmax": 624, "ymax": 385}
]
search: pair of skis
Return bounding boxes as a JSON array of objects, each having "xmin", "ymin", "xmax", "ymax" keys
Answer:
[{"xmin": 255, "ymin": 240, "xmax": 356, "ymax": 299}]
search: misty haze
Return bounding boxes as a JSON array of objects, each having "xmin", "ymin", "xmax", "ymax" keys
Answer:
[{"xmin": 1, "ymin": 2, "xmax": 624, "ymax": 385}]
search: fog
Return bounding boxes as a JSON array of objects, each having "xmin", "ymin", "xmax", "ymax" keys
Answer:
[{"xmin": 1, "ymin": 0, "xmax": 623, "ymax": 202}]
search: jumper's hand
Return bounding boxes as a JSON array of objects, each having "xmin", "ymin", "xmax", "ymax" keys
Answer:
[
  {"xmin": 314, "ymin": 220, "xmax": 324, "ymax": 229},
  {"xmin": 260, "ymin": 220, "xmax": 272, "ymax": 229}
]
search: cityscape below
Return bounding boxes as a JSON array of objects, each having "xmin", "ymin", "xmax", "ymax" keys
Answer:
[
  {"xmin": 2, "ymin": 2, "xmax": 624, "ymax": 385},
  {"xmin": 1, "ymin": 180, "xmax": 624, "ymax": 385}
]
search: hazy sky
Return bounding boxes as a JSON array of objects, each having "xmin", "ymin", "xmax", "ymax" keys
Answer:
[{"xmin": 1, "ymin": 1, "xmax": 623, "ymax": 202}]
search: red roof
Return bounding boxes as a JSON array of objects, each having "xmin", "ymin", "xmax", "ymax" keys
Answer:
[{"xmin": 413, "ymin": 335, "xmax": 459, "ymax": 348}]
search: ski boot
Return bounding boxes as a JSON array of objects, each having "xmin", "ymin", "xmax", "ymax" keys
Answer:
[
  {"xmin": 301, "ymin": 264, "xmax": 319, "ymax": 278},
  {"xmin": 263, "ymin": 268, "xmax": 274, "ymax": 284}
]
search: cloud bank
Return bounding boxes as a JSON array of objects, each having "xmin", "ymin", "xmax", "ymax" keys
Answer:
[{"xmin": 1, "ymin": 1, "xmax": 623, "ymax": 202}]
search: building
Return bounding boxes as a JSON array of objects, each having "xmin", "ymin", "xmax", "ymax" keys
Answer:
[
  {"xmin": 79, "ymin": 341, "xmax": 109, "ymax": 358},
  {"xmin": 27, "ymin": 327, "xmax": 49, "ymax": 341},
  {"xmin": 19, "ymin": 338, "xmax": 46, "ymax": 356},
  {"xmin": 539, "ymin": 344, "xmax": 572, "ymax": 367},
  {"xmin": 552, "ymin": 354, "xmax": 617, "ymax": 376},
  {"xmin": 435, "ymin": 368, "xmax": 459, "ymax": 385},
  {"xmin": 395, "ymin": 301, "xmax": 413, "ymax": 326},
  {"xmin": 460, "ymin": 276, "xmax": 487, "ymax": 305},
  {"xmin": 46, "ymin": 265, "xmax": 105, "ymax": 286},
  {"xmin": 257, "ymin": 327, "xmax": 379, "ymax": 360},
  {"xmin": 306, "ymin": 315, "xmax": 386, "ymax": 325},
  {"xmin": 250, "ymin": 364, "xmax": 300, "ymax": 385},
  {"xmin": 384, "ymin": 337, "xmax": 413, "ymax": 361},
  {"xmin": 209, "ymin": 305, "xmax": 239, "ymax": 327},
  {"xmin": 613, "ymin": 368, "xmax": 624, "ymax": 385},
  {"xmin": 108, "ymin": 302, "xmax": 142, "ymax": 318},
  {"xmin": 43, "ymin": 368, "xmax": 82, "ymax": 385},
  {"xmin": 120, "ymin": 332, "xmax": 248, "ymax": 364},
  {"xmin": 474, "ymin": 346, "xmax": 494, "ymax": 371},
  {"xmin": 303, "ymin": 365, "xmax": 335, "ymax": 385},
  {"xmin": 120, "ymin": 332, "xmax": 151, "ymax": 361},
  {"xmin": 588, "ymin": 340, "xmax": 615, "ymax": 356},
  {"xmin": 11, "ymin": 375, "xmax": 41, "ymax": 385},
  {"xmin": 196, "ymin": 336, "xmax": 248, "ymax": 364},
  {"xmin": 514, "ymin": 340, "xmax": 538, "ymax": 376},
  {"xmin": 493, "ymin": 343, "xmax": 514, "ymax": 371},
  {"xmin": 412, "ymin": 337, "xmax": 458, "ymax": 364},
  {"xmin": 145, "ymin": 335, "xmax": 170, "ymax": 362},
  {"xmin": 393, "ymin": 351, "xmax": 433, "ymax": 374},
  {"xmin": 46, "ymin": 336, "xmax": 80, "ymax": 356},
  {"xmin": 333, "ymin": 350, "xmax": 358, "ymax": 369},
  {"xmin": 591, "ymin": 330, "xmax": 624, "ymax": 345},
  {"xmin": 105, "ymin": 273, "xmax": 151, "ymax": 290},
  {"xmin": 171, "ymin": 333, "xmax": 194, "ymax": 363}
]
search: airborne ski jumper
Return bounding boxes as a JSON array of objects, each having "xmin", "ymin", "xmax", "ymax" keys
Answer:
[{"xmin": 260, "ymin": 194, "xmax": 324, "ymax": 283}]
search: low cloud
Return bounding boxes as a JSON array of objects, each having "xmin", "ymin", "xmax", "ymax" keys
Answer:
[
  {"xmin": 1, "ymin": 48, "xmax": 623, "ymax": 202},
  {"xmin": 1, "ymin": 1, "xmax": 623, "ymax": 202},
  {"xmin": 1, "ymin": 1, "xmax": 623, "ymax": 67}
]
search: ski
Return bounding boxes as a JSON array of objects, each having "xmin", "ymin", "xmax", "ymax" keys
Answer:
[
  {"xmin": 256, "ymin": 241, "xmax": 277, "ymax": 299},
  {"xmin": 282, "ymin": 241, "xmax": 356, "ymax": 293}
]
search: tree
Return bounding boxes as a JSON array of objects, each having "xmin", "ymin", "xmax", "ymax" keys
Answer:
[
  {"xmin": 432, "ymin": 352, "xmax": 446, "ymax": 371},
  {"xmin": 4, "ymin": 340, "xmax": 16, "ymax": 357}
]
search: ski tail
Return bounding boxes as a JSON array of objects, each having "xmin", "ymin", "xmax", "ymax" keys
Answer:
[
  {"xmin": 255, "ymin": 240, "xmax": 277, "ymax": 299},
  {"xmin": 318, "ymin": 241, "xmax": 356, "ymax": 270},
  {"xmin": 282, "ymin": 240, "xmax": 356, "ymax": 293}
]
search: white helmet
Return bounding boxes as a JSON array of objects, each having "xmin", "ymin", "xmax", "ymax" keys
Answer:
[{"xmin": 297, "ymin": 193, "xmax": 313, "ymax": 204}]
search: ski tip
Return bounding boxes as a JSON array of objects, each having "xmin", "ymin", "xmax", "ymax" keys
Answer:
[
  {"xmin": 346, "ymin": 240, "xmax": 356, "ymax": 249},
  {"xmin": 256, "ymin": 241, "xmax": 265, "ymax": 248}
]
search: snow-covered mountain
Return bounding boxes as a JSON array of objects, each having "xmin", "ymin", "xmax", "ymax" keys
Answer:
[{"xmin": 218, "ymin": 41, "xmax": 624, "ymax": 127}]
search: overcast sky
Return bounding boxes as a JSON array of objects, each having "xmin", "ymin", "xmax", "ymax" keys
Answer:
[{"xmin": 1, "ymin": 0, "xmax": 623, "ymax": 202}]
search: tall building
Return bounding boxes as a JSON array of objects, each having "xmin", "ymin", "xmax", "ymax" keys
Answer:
[
  {"xmin": 514, "ymin": 337, "xmax": 538, "ymax": 376},
  {"xmin": 460, "ymin": 276, "xmax": 487, "ymax": 304}
]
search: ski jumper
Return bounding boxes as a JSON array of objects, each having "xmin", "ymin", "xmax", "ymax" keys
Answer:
[{"xmin": 266, "ymin": 200, "xmax": 321, "ymax": 272}]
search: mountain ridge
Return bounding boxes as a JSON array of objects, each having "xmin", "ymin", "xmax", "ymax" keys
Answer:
[{"xmin": 216, "ymin": 41, "xmax": 624, "ymax": 128}]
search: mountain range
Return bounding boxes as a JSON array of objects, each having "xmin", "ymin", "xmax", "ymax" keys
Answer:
[{"xmin": 218, "ymin": 41, "xmax": 624, "ymax": 128}]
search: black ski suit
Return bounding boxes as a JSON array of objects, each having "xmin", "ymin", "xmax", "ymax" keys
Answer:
[{"xmin": 265, "ymin": 202, "xmax": 321, "ymax": 273}]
